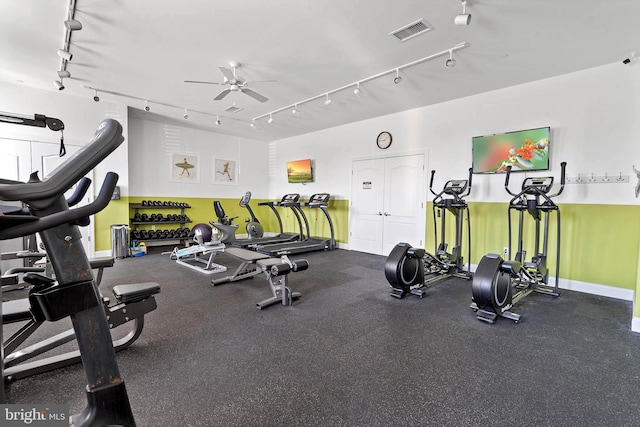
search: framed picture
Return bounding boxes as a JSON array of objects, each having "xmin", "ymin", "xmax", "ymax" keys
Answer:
[
  {"xmin": 213, "ymin": 158, "xmax": 238, "ymax": 185},
  {"xmin": 170, "ymin": 153, "xmax": 200, "ymax": 183}
]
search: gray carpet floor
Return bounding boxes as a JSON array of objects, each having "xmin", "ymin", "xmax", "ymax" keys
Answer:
[{"xmin": 4, "ymin": 248, "xmax": 640, "ymax": 427}]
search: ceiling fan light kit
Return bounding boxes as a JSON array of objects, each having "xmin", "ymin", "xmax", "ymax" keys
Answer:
[{"xmin": 185, "ymin": 62, "xmax": 271, "ymax": 103}]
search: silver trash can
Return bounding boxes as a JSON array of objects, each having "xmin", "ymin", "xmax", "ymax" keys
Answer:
[{"xmin": 111, "ymin": 224, "xmax": 130, "ymax": 259}]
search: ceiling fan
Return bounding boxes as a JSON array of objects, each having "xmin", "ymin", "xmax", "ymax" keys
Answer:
[{"xmin": 184, "ymin": 61, "xmax": 272, "ymax": 103}]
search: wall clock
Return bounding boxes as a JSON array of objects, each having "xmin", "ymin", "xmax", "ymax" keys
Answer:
[{"xmin": 376, "ymin": 131, "xmax": 392, "ymax": 149}]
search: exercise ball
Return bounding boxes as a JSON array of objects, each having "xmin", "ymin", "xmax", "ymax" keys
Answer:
[{"xmin": 191, "ymin": 223, "xmax": 213, "ymax": 243}]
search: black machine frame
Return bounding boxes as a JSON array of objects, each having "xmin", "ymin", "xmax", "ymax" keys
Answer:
[
  {"xmin": 470, "ymin": 162, "xmax": 566, "ymax": 324},
  {"xmin": 0, "ymin": 119, "xmax": 147, "ymax": 425},
  {"xmin": 386, "ymin": 168, "xmax": 473, "ymax": 299}
]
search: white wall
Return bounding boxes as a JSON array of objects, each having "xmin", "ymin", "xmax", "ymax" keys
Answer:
[
  {"xmin": 0, "ymin": 81, "xmax": 130, "ymax": 195},
  {"xmin": 127, "ymin": 116, "xmax": 270, "ymax": 198},
  {"xmin": 272, "ymin": 62, "xmax": 640, "ymax": 206}
]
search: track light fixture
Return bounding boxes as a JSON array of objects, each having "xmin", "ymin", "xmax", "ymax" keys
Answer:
[
  {"xmin": 268, "ymin": 114, "xmax": 274, "ymax": 124},
  {"xmin": 57, "ymin": 49, "xmax": 72, "ymax": 61},
  {"xmin": 93, "ymin": 90, "xmax": 100, "ymax": 102},
  {"xmin": 393, "ymin": 69, "xmax": 402, "ymax": 85},
  {"xmin": 455, "ymin": 1, "xmax": 471, "ymax": 25},
  {"xmin": 64, "ymin": 19, "xmax": 82, "ymax": 31},
  {"xmin": 251, "ymin": 42, "xmax": 470, "ymax": 126},
  {"xmin": 354, "ymin": 82, "xmax": 362, "ymax": 97},
  {"xmin": 53, "ymin": 80, "xmax": 65, "ymax": 91},
  {"xmin": 144, "ymin": 100, "xmax": 150, "ymax": 112},
  {"xmin": 250, "ymin": 120, "xmax": 257, "ymax": 129},
  {"xmin": 215, "ymin": 115, "xmax": 221, "ymax": 125},
  {"xmin": 183, "ymin": 109, "xmax": 189, "ymax": 120},
  {"xmin": 445, "ymin": 50, "xmax": 456, "ymax": 68},
  {"xmin": 57, "ymin": 70, "xmax": 71, "ymax": 79}
]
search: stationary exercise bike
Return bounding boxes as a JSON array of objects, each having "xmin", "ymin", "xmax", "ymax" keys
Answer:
[
  {"xmin": 470, "ymin": 162, "xmax": 566, "ymax": 324},
  {"xmin": 239, "ymin": 191, "xmax": 264, "ymax": 239},
  {"xmin": 385, "ymin": 168, "xmax": 473, "ymax": 299},
  {"xmin": 0, "ymin": 119, "xmax": 144, "ymax": 425}
]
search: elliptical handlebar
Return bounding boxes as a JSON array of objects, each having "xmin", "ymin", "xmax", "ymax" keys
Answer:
[
  {"xmin": 429, "ymin": 170, "xmax": 437, "ymax": 196},
  {"xmin": 504, "ymin": 165, "xmax": 518, "ymax": 197},
  {"xmin": 548, "ymin": 161, "xmax": 567, "ymax": 198},
  {"xmin": 461, "ymin": 167, "xmax": 473, "ymax": 198}
]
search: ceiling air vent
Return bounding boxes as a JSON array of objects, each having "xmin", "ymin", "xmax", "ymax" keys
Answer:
[
  {"xmin": 390, "ymin": 19, "xmax": 434, "ymax": 42},
  {"xmin": 224, "ymin": 105, "xmax": 243, "ymax": 113}
]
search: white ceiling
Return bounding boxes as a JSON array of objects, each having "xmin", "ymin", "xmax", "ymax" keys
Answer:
[{"xmin": 1, "ymin": 1, "xmax": 638, "ymax": 142}]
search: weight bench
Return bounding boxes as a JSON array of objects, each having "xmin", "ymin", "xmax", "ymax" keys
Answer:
[
  {"xmin": 255, "ymin": 256, "xmax": 308, "ymax": 309},
  {"xmin": 2, "ymin": 274, "xmax": 160, "ymax": 382},
  {"xmin": 211, "ymin": 247, "xmax": 271, "ymax": 286},
  {"xmin": 172, "ymin": 242, "xmax": 227, "ymax": 274}
]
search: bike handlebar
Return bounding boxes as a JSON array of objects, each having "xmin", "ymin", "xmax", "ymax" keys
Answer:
[
  {"xmin": 66, "ymin": 177, "xmax": 92, "ymax": 207},
  {"xmin": 0, "ymin": 119, "xmax": 123, "ymax": 204},
  {"xmin": 0, "ymin": 172, "xmax": 118, "ymax": 240}
]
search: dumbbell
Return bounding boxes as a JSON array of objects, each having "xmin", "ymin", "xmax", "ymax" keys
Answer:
[
  {"xmin": 141, "ymin": 200, "xmax": 148, "ymax": 206},
  {"xmin": 134, "ymin": 213, "xmax": 142, "ymax": 222},
  {"xmin": 140, "ymin": 213, "xmax": 149, "ymax": 222}
]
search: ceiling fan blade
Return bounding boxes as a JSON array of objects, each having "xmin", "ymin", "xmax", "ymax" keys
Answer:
[
  {"xmin": 213, "ymin": 88, "xmax": 232, "ymax": 101},
  {"xmin": 241, "ymin": 88, "xmax": 268, "ymax": 103},
  {"xmin": 184, "ymin": 80, "xmax": 222, "ymax": 85},
  {"xmin": 246, "ymin": 80, "xmax": 278, "ymax": 85},
  {"xmin": 218, "ymin": 66, "xmax": 236, "ymax": 82}
]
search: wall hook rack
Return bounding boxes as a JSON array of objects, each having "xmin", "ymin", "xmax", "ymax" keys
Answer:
[{"xmin": 566, "ymin": 172, "xmax": 629, "ymax": 184}]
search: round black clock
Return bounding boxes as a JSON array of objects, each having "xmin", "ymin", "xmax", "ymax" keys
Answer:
[{"xmin": 377, "ymin": 131, "xmax": 392, "ymax": 149}]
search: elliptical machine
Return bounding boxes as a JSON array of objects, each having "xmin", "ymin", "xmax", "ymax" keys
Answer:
[
  {"xmin": 385, "ymin": 168, "xmax": 473, "ymax": 299},
  {"xmin": 470, "ymin": 162, "xmax": 566, "ymax": 324}
]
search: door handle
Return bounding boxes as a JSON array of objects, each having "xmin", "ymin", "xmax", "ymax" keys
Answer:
[
  {"xmin": 383, "ymin": 212, "xmax": 390, "ymax": 216},
  {"xmin": 377, "ymin": 212, "xmax": 383, "ymax": 216}
]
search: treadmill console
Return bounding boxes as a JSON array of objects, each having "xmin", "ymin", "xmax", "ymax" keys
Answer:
[
  {"xmin": 307, "ymin": 193, "xmax": 330, "ymax": 207},
  {"xmin": 279, "ymin": 193, "xmax": 300, "ymax": 206},
  {"xmin": 522, "ymin": 176, "xmax": 554, "ymax": 194},
  {"xmin": 443, "ymin": 180, "xmax": 469, "ymax": 196}
]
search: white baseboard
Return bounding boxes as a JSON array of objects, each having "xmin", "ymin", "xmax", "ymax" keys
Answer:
[
  {"xmin": 632, "ymin": 317, "xmax": 640, "ymax": 333},
  {"xmin": 469, "ymin": 263, "xmax": 634, "ymax": 301},
  {"xmin": 94, "ymin": 250, "xmax": 112, "ymax": 258}
]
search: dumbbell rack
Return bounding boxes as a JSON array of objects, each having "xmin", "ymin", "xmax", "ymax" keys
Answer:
[{"xmin": 129, "ymin": 202, "xmax": 191, "ymax": 247}]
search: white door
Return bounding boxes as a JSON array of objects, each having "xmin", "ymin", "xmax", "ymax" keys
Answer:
[{"xmin": 350, "ymin": 154, "xmax": 426, "ymax": 256}]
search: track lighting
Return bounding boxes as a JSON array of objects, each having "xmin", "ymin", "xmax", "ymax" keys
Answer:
[
  {"xmin": 183, "ymin": 109, "xmax": 189, "ymax": 120},
  {"xmin": 455, "ymin": 1, "xmax": 471, "ymax": 25},
  {"xmin": 53, "ymin": 80, "xmax": 65, "ymax": 91},
  {"xmin": 144, "ymin": 100, "xmax": 150, "ymax": 112},
  {"xmin": 251, "ymin": 42, "xmax": 469, "ymax": 125},
  {"xmin": 393, "ymin": 69, "xmax": 402, "ymax": 85},
  {"xmin": 354, "ymin": 83, "xmax": 362, "ymax": 97},
  {"xmin": 445, "ymin": 50, "xmax": 456, "ymax": 68},
  {"xmin": 250, "ymin": 120, "xmax": 257, "ymax": 129},
  {"xmin": 57, "ymin": 70, "xmax": 71, "ymax": 79},
  {"xmin": 57, "ymin": 49, "xmax": 72, "ymax": 61},
  {"xmin": 64, "ymin": 19, "xmax": 82, "ymax": 31},
  {"xmin": 93, "ymin": 90, "xmax": 100, "ymax": 102},
  {"xmin": 215, "ymin": 115, "xmax": 221, "ymax": 125}
]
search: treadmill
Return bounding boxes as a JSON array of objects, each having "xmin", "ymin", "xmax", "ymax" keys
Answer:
[
  {"xmin": 227, "ymin": 193, "xmax": 302, "ymax": 248},
  {"xmin": 254, "ymin": 193, "xmax": 336, "ymax": 256}
]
